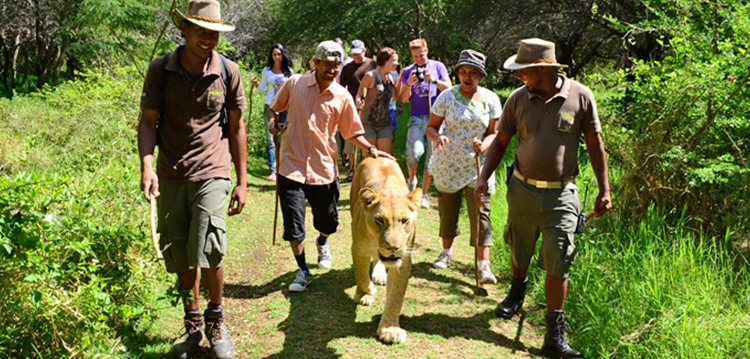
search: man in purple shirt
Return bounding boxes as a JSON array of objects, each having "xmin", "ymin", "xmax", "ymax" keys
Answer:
[{"xmin": 399, "ymin": 38, "xmax": 451, "ymax": 209}]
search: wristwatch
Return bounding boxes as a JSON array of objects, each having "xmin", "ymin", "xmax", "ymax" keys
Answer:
[{"xmin": 431, "ymin": 79, "xmax": 437, "ymax": 84}]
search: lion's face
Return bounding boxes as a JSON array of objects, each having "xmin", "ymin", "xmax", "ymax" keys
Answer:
[{"xmin": 359, "ymin": 187, "xmax": 422, "ymax": 268}]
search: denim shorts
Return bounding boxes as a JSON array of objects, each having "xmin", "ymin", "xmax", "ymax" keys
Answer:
[
  {"xmin": 503, "ymin": 175, "xmax": 580, "ymax": 278},
  {"xmin": 405, "ymin": 115, "xmax": 432, "ymax": 168},
  {"xmin": 157, "ymin": 178, "xmax": 231, "ymax": 273}
]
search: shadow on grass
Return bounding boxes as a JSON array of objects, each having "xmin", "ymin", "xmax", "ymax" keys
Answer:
[{"xmin": 223, "ymin": 261, "xmax": 534, "ymax": 358}]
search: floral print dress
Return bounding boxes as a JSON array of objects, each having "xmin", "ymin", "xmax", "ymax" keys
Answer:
[{"xmin": 429, "ymin": 86, "xmax": 502, "ymax": 194}]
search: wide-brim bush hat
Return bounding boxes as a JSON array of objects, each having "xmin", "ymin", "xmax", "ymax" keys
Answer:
[
  {"xmin": 454, "ymin": 49, "xmax": 487, "ymax": 77},
  {"xmin": 171, "ymin": 0, "xmax": 235, "ymax": 32},
  {"xmin": 504, "ymin": 38, "xmax": 567, "ymax": 70}
]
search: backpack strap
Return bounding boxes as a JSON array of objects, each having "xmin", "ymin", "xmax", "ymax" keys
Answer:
[{"xmin": 218, "ymin": 54, "xmax": 232, "ymax": 124}]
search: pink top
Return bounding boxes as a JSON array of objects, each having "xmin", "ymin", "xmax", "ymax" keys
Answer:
[{"xmin": 270, "ymin": 72, "xmax": 365, "ymax": 185}]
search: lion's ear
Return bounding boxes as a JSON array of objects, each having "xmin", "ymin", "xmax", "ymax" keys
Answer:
[
  {"xmin": 359, "ymin": 188, "xmax": 381, "ymax": 210},
  {"xmin": 407, "ymin": 188, "xmax": 422, "ymax": 208}
]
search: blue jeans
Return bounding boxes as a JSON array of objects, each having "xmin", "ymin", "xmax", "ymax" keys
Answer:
[
  {"xmin": 405, "ymin": 115, "xmax": 431, "ymax": 168},
  {"xmin": 263, "ymin": 105, "xmax": 287, "ymax": 173}
]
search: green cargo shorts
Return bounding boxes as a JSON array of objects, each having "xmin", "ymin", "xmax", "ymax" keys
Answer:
[
  {"xmin": 504, "ymin": 175, "xmax": 579, "ymax": 278},
  {"xmin": 157, "ymin": 178, "xmax": 231, "ymax": 273}
]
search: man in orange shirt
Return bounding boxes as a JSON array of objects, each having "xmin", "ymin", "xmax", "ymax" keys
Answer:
[{"xmin": 269, "ymin": 40, "xmax": 394, "ymax": 292}]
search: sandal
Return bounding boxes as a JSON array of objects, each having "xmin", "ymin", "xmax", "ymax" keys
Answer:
[{"xmin": 346, "ymin": 171, "xmax": 354, "ymax": 182}]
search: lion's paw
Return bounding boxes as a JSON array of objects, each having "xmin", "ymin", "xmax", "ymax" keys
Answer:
[
  {"xmin": 377, "ymin": 326, "xmax": 407, "ymax": 344},
  {"xmin": 354, "ymin": 292, "xmax": 375, "ymax": 306},
  {"xmin": 372, "ymin": 261, "xmax": 387, "ymax": 285}
]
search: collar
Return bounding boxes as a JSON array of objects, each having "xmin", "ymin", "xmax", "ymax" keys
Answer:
[
  {"xmin": 527, "ymin": 74, "xmax": 570, "ymax": 101},
  {"xmin": 165, "ymin": 46, "xmax": 222, "ymax": 77}
]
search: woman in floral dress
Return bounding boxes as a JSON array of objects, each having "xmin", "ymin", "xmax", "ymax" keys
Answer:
[{"xmin": 426, "ymin": 50, "xmax": 502, "ymax": 284}]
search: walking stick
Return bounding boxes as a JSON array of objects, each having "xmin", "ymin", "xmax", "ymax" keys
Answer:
[
  {"xmin": 150, "ymin": 196, "xmax": 163, "ymax": 259},
  {"xmin": 474, "ymin": 153, "xmax": 488, "ymax": 296},
  {"xmin": 272, "ymin": 115, "xmax": 280, "ymax": 246}
]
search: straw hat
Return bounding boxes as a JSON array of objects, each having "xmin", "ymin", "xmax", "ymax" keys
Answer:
[
  {"xmin": 503, "ymin": 38, "xmax": 567, "ymax": 70},
  {"xmin": 171, "ymin": 0, "xmax": 235, "ymax": 32}
]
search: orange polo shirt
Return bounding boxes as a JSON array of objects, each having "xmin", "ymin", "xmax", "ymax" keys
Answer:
[{"xmin": 270, "ymin": 72, "xmax": 364, "ymax": 185}]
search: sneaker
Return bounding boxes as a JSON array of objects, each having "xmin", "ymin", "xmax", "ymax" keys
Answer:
[
  {"xmin": 479, "ymin": 263, "xmax": 498, "ymax": 285},
  {"xmin": 408, "ymin": 177, "xmax": 417, "ymax": 191},
  {"xmin": 433, "ymin": 252, "xmax": 451, "ymax": 269},
  {"xmin": 172, "ymin": 313, "xmax": 205, "ymax": 359},
  {"xmin": 289, "ymin": 270, "xmax": 308, "ymax": 292},
  {"xmin": 317, "ymin": 243, "xmax": 333, "ymax": 269},
  {"xmin": 204, "ymin": 306, "xmax": 236, "ymax": 359},
  {"xmin": 420, "ymin": 194, "xmax": 430, "ymax": 209}
]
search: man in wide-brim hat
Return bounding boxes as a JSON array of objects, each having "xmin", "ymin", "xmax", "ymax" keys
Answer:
[
  {"xmin": 475, "ymin": 38, "xmax": 611, "ymax": 359},
  {"xmin": 138, "ymin": 1, "xmax": 245, "ymax": 358}
]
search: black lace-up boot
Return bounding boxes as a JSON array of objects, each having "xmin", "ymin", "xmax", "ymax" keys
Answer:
[
  {"xmin": 542, "ymin": 310, "xmax": 583, "ymax": 359},
  {"xmin": 495, "ymin": 277, "xmax": 527, "ymax": 319}
]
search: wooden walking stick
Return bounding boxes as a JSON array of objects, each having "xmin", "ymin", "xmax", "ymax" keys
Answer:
[
  {"xmin": 150, "ymin": 196, "xmax": 163, "ymax": 259},
  {"xmin": 272, "ymin": 133, "xmax": 280, "ymax": 246},
  {"xmin": 474, "ymin": 152, "xmax": 488, "ymax": 296}
]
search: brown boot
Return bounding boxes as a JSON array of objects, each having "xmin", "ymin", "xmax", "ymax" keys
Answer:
[{"xmin": 542, "ymin": 310, "xmax": 583, "ymax": 359}]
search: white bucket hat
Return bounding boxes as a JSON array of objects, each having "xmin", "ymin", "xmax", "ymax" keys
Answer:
[
  {"xmin": 171, "ymin": 0, "xmax": 235, "ymax": 32},
  {"xmin": 504, "ymin": 38, "xmax": 567, "ymax": 70}
]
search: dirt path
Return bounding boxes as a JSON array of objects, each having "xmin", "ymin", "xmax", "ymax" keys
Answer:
[{"xmin": 149, "ymin": 161, "xmax": 545, "ymax": 358}]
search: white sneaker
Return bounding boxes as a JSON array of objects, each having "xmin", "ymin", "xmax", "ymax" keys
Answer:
[
  {"xmin": 289, "ymin": 270, "xmax": 308, "ymax": 292},
  {"xmin": 317, "ymin": 244, "xmax": 332, "ymax": 269},
  {"xmin": 408, "ymin": 177, "xmax": 417, "ymax": 191},
  {"xmin": 479, "ymin": 264, "xmax": 498, "ymax": 285},
  {"xmin": 421, "ymin": 194, "xmax": 430, "ymax": 209},
  {"xmin": 433, "ymin": 252, "xmax": 451, "ymax": 269}
]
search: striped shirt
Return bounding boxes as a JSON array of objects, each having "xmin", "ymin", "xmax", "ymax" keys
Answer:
[{"xmin": 270, "ymin": 72, "xmax": 365, "ymax": 185}]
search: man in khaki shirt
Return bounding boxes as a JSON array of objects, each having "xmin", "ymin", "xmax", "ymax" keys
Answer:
[
  {"xmin": 269, "ymin": 40, "xmax": 393, "ymax": 292},
  {"xmin": 476, "ymin": 38, "xmax": 611, "ymax": 359}
]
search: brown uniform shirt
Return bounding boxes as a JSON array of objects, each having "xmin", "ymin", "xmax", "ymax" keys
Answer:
[
  {"xmin": 140, "ymin": 47, "xmax": 247, "ymax": 183},
  {"xmin": 498, "ymin": 74, "xmax": 601, "ymax": 181}
]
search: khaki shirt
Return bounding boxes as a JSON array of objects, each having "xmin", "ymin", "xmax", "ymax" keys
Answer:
[
  {"xmin": 499, "ymin": 74, "xmax": 600, "ymax": 181},
  {"xmin": 270, "ymin": 72, "xmax": 365, "ymax": 185},
  {"xmin": 140, "ymin": 47, "xmax": 247, "ymax": 183}
]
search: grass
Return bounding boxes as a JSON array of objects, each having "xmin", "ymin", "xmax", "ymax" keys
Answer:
[{"xmin": 2, "ymin": 65, "xmax": 749, "ymax": 358}]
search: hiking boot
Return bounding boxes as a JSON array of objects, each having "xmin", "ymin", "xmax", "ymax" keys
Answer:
[
  {"xmin": 289, "ymin": 269, "xmax": 308, "ymax": 292},
  {"xmin": 172, "ymin": 312, "xmax": 205, "ymax": 359},
  {"xmin": 478, "ymin": 263, "xmax": 498, "ymax": 285},
  {"xmin": 204, "ymin": 306, "xmax": 236, "ymax": 359},
  {"xmin": 542, "ymin": 310, "xmax": 583, "ymax": 359},
  {"xmin": 408, "ymin": 177, "xmax": 417, "ymax": 191},
  {"xmin": 317, "ymin": 243, "xmax": 333, "ymax": 269},
  {"xmin": 420, "ymin": 194, "xmax": 430, "ymax": 209},
  {"xmin": 432, "ymin": 252, "xmax": 451, "ymax": 269},
  {"xmin": 495, "ymin": 277, "xmax": 527, "ymax": 319}
]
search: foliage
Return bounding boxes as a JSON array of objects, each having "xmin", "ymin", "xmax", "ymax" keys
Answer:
[
  {"xmin": 594, "ymin": 0, "xmax": 750, "ymax": 235},
  {"xmin": 0, "ymin": 66, "xmax": 168, "ymax": 357}
]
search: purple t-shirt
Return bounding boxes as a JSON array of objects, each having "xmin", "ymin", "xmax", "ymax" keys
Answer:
[{"xmin": 400, "ymin": 60, "xmax": 449, "ymax": 116}]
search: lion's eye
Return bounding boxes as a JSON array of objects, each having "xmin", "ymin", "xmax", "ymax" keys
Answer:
[
  {"xmin": 401, "ymin": 218, "xmax": 409, "ymax": 225},
  {"xmin": 375, "ymin": 217, "xmax": 385, "ymax": 226}
]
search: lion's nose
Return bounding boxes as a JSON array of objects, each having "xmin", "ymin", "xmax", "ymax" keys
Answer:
[{"xmin": 383, "ymin": 242, "xmax": 401, "ymax": 251}]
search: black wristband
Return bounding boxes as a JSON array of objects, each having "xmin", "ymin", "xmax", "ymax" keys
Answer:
[{"xmin": 368, "ymin": 145, "xmax": 376, "ymax": 155}]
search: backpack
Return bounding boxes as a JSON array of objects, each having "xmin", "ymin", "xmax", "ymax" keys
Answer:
[{"xmin": 157, "ymin": 51, "xmax": 233, "ymax": 141}]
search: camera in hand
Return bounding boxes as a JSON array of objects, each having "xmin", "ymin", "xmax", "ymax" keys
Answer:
[{"xmin": 415, "ymin": 65, "xmax": 426, "ymax": 82}]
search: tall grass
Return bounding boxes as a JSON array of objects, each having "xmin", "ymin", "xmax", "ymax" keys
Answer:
[{"xmin": 569, "ymin": 205, "xmax": 750, "ymax": 358}]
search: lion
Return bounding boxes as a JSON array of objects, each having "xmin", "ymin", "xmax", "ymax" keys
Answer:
[{"xmin": 350, "ymin": 157, "xmax": 422, "ymax": 344}]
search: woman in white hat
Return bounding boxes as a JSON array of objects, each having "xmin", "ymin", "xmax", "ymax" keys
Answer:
[{"xmin": 425, "ymin": 49, "xmax": 502, "ymax": 284}]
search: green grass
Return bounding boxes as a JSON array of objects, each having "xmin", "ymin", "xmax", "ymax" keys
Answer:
[{"xmin": 1, "ymin": 65, "xmax": 749, "ymax": 358}]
